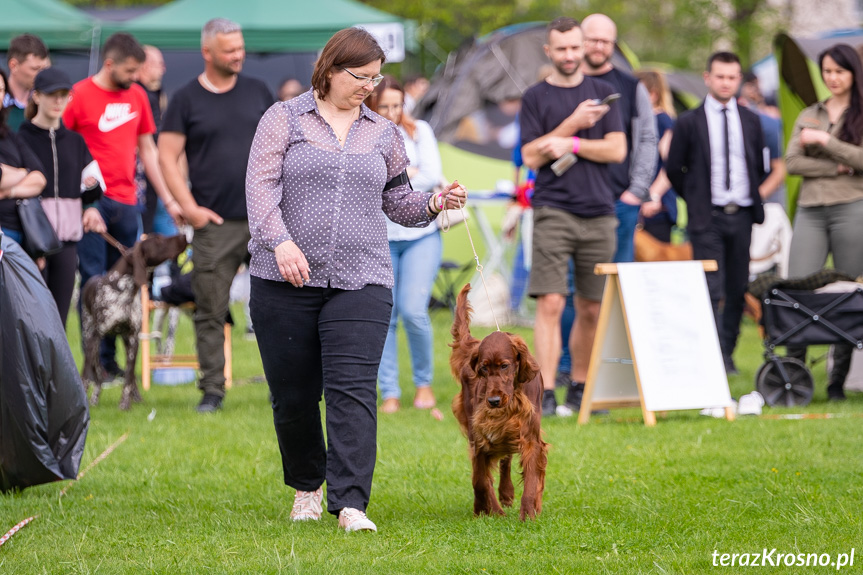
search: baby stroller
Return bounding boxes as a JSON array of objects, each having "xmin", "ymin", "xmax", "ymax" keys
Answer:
[{"xmin": 749, "ymin": 270, "xmax": 863, "ymax": 407}]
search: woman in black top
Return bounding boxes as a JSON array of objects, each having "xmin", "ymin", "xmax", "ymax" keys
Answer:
[
  {"xmin": 18, "ymin": 68, "xmax": 105, "ymax": 326},
  {"xmin": 0, "ymin": 68, "xmax": 48, "ymax": 247}
]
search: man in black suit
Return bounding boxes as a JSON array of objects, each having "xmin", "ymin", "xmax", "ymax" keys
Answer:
[{"xmin": 666, "ymin": 51, "xmax": 766, "ymax": 375}]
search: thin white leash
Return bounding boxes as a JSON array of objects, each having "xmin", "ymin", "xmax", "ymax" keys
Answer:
[{"xmin": 439, "ymin": 193, "xmax": 502, "ymax": 332}]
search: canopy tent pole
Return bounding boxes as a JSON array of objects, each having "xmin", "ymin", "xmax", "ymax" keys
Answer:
[{"xmin": 88, "ymin": 24, "xmax": 102, "ymax": 77}]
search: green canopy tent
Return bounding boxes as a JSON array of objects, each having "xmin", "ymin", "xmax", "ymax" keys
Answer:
[
  {"xmin": 774, "ymin": 29, "xmax": 863, "ymax": 217},
  {"xmin": 0, "ymin": 0, "xmax": 97, "ymax": 50},
  {"xmin": 108, "ymin": 0, "xmax": 407, "ymax": 53}
]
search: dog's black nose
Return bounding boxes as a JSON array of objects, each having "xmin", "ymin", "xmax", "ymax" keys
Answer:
[{"xmin": 487, "ymin": 396, "xmax": 501, "ymax": 407}]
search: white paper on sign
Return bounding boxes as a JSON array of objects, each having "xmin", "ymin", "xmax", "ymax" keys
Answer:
[{"xmin": 616, "ymin": 261, "xmax": 733, "ymax": 412}]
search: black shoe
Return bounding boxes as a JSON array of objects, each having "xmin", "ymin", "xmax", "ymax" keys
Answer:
[
  {"xmin": 541, "ymin": 389, "xmax": 557, "ymax": 417},
  {"xmin": 827, "ymin": 382, "xmax": 846, "ymax": 402},
  {"xmin": 723, "ymin": 356, "xmax": 739, "ymax": 376},
  {"xmin": 565, "ymin": 381, "xmax": 608, "ymax": 415},
  {"xmin": 554, "ymin": 371, "xmax": 571, "ymax": 389},
  {"xmin": 564, "ymin": 382, "xmax": 585, "ymax": 412},
  {"xmin": 196, "ymin": 393, "xmax": 224, "ymax": 413},
  {"xmin": 99, "ymin": 364, "xmax": 125, "ymax": 381}
]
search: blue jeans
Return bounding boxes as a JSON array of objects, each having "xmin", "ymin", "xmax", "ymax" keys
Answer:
[
  {"xmin": 152, "ymin": 199, "xmax": 178, "ymax": 236},
  {"xmin": 613, "ymin": 198, "xmax": 641, "ymax": 263},
  {"xmin": 377, "ymin": 231, "xmax": 442, "ymax": 400},
  {"xmin": 558, "ymin": 260, "xmax": 576, "ymax": 374},
  {"xmin": 77, "ymin": 196, "xmax": 140, "ymax": 369}
]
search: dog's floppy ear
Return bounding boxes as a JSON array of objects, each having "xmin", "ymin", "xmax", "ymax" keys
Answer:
[
  {"xmin": 468, "ymin": 348, "xmax": 481, "ymax": 377},
  {"xmin": 129, "ymin": 242, "xmax": 148, "ymax": 288},
  {"xmin": 511, "ymin": 334, "xmax": 539, "ymax": 385}
]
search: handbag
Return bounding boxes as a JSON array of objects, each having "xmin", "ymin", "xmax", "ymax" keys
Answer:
[{"xmin": 16, "ymin": 197, "xmax": 62, "ymax": 258}]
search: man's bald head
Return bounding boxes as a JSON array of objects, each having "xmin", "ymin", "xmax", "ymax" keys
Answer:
[
  {"xmin": 139, "ymin": 45, "xmax": 165, "ymax": 90},
  {"xmin": 581, "ymin": 14, "xmax": 617, "ymax": 40},
  {"xmin": 581, "ymin": 13, "xmax": 617, "ymax": 73}
]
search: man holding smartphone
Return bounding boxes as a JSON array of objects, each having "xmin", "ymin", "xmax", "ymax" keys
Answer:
[{"xmin": 520, "ymin": 17, "xmax": 626, "ymax": 417}]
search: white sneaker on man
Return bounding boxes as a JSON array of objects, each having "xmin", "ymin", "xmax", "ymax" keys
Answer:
[
  {"xmin": 290, "ymin": 487, "xmax": 323, "ymax": 521},
  {"xmin": 338, "ymin": 507, "xmax": 377, "ymax": 532}
]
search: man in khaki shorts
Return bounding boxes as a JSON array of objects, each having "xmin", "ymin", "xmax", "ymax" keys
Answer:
[{"xmin": 519, "ymin": 17, "xmax": 627, "ymax": 417}]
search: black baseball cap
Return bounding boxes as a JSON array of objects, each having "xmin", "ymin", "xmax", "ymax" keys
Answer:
[{"xmin": 34, "ymin": 68, "xmax": 72, "ymax": 94}]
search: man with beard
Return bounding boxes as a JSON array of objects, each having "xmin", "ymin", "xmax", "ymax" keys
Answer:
[
  {"xmin": 520, "ymin": 17, "xmax": 626, "ymax": 417},
  {"xmin": 159, "ymin": 19, "xmax": 273, "ymax": 412},
  {"xmin": 64, "ymin": 32, "xmax": 179, "ymax": 381},
  {"xmin": 580, "ymin": 13, "xmax": 657, "ymax": 264}
]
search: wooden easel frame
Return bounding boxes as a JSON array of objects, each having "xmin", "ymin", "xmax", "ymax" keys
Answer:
[
  {"xmin": 140, "ymin": 285, "xmax": 232, "ymax": 391},
  {"xmin": 578, "ymin": 260, "xmax": 734, "ymax": 426}
]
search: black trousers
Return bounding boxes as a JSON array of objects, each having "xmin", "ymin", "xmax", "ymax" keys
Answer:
[
  {"xmin": 41, "ymin": 241, "xmax": 78, "ymax": 328},
  {"xmin": 250, "ymin": 277, "xmax": 392, "ymax": 516},
  {"xmin": 690, "ymin": 208, "xmax": 753, "ymax": 358}
]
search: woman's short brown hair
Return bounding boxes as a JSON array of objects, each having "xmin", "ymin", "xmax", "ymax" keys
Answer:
[{"xmin": 311, "ymin": 28, "xmax": 386, "ymax": 100}]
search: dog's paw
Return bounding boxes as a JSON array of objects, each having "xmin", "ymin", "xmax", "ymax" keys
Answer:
[{"xmin": 519, "ymin": 500, "xmax": 539, "ymax": 521}]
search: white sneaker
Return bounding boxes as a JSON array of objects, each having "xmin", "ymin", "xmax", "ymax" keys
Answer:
[
  {"xmin": 555, "ymin": 404, "xmax": 574, "ymax": 417},
  {"xmin": 290, "ymin": 487, "xmax": 323, "ymax": 521},
  {"xmin": 338, "ymin": 507, "xmax": 377, "ymax": 532},
  {"xmin": 737, "ymin": 392, "xmax": 765, "ymax": 416}
]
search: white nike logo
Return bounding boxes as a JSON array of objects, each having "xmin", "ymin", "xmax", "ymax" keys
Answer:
[{"xmin": 98, "ymin": 110, "xmax": 138, "ymax": 132}]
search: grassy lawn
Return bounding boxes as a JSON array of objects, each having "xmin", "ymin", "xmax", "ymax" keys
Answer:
[{"xmin": 3, "ymin": 249, "xmax": 863, "ymax": 572}]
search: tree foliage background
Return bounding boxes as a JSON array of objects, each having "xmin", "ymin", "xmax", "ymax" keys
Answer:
[{"xmin": 64, "ymin": 0, "xmax": 787, "ymax": 75}]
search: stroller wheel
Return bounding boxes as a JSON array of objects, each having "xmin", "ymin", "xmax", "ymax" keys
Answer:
[{"xmin": 756, "ymin": 357, "xmax": 814, "ymax": 407}]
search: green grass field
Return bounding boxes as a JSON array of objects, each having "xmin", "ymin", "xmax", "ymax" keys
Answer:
[{"xmin": 3, "ymin": 234, "xmax": 863, "ymax": 572}]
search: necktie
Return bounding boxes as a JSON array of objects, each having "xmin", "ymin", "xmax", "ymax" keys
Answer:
[{"xmin": 722, "ymin": 107, "xmax": 730, "ymax": 190}]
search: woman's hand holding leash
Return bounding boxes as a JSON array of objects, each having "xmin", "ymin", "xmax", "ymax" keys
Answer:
[
  {"xmin": 275, "ymin": 240, "xmax": 311, "ymax": 287},
  {"xmin": 441, "ymin": 180, "xmax": 468, "ymax": 209}
]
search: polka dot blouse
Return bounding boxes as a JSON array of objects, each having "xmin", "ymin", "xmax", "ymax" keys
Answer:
[{"xmin": 246, "ymin": 90, "xmax": 436, "ymax": 289}]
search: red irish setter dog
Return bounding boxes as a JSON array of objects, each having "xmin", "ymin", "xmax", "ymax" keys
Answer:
[{"xmin": 450, "ymin": 284, "xmax": 548, "ymax": 520}]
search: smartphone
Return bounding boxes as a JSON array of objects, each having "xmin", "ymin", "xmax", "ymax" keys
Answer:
[
  {"xmin": 551, "ymin": 152, "xmax": 578, "ymax": 176},
  {"xmin": 593, "ymin": 93, "xmax": 621, "ymax": 106}
]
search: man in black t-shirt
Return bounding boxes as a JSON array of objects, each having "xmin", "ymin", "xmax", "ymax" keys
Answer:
[
  {"xmin": 519, "ymin": 17, "xmax": 626, "ymax": 418},
  {"xmin": 159, "ymin": 18, "xmax": 273, "ymax": 413}
]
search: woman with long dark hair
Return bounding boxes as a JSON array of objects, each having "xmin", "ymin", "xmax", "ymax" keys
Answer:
[{"xmin": 785, "ymin": 43, "xmax": 863, "ymax": 400}]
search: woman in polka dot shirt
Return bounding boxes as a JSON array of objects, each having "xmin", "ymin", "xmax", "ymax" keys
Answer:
[{"xmin": 245, "ymin": 27, "xmax": 467, "ymax": 533}]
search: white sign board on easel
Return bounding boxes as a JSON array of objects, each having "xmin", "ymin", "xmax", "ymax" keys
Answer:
[{"xmin": 579, "ymin": 261, "xmax": 735, "ymax": 426}]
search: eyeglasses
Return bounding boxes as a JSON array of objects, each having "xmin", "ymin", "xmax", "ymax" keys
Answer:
[
  {"xmin": 341, "ymin": 68, "xmax": 384, "ymax": 87},
  {"xmin": 377, "ymin": 103, "xmax": 403, "ymax": 113},
  {"xmin": 584, "ymin": 37, "xmax": 616, "ymax": 48}
]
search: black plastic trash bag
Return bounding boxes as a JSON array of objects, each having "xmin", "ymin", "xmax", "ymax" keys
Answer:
[{"xmin": 0, "ymin": 233, "xmax": 89, "ymax": 492}]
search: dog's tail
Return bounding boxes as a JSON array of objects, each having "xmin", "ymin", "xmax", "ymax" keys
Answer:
[{"xmin": 450, "ymin": 284, "xmax": 479, "ymax": 378}]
